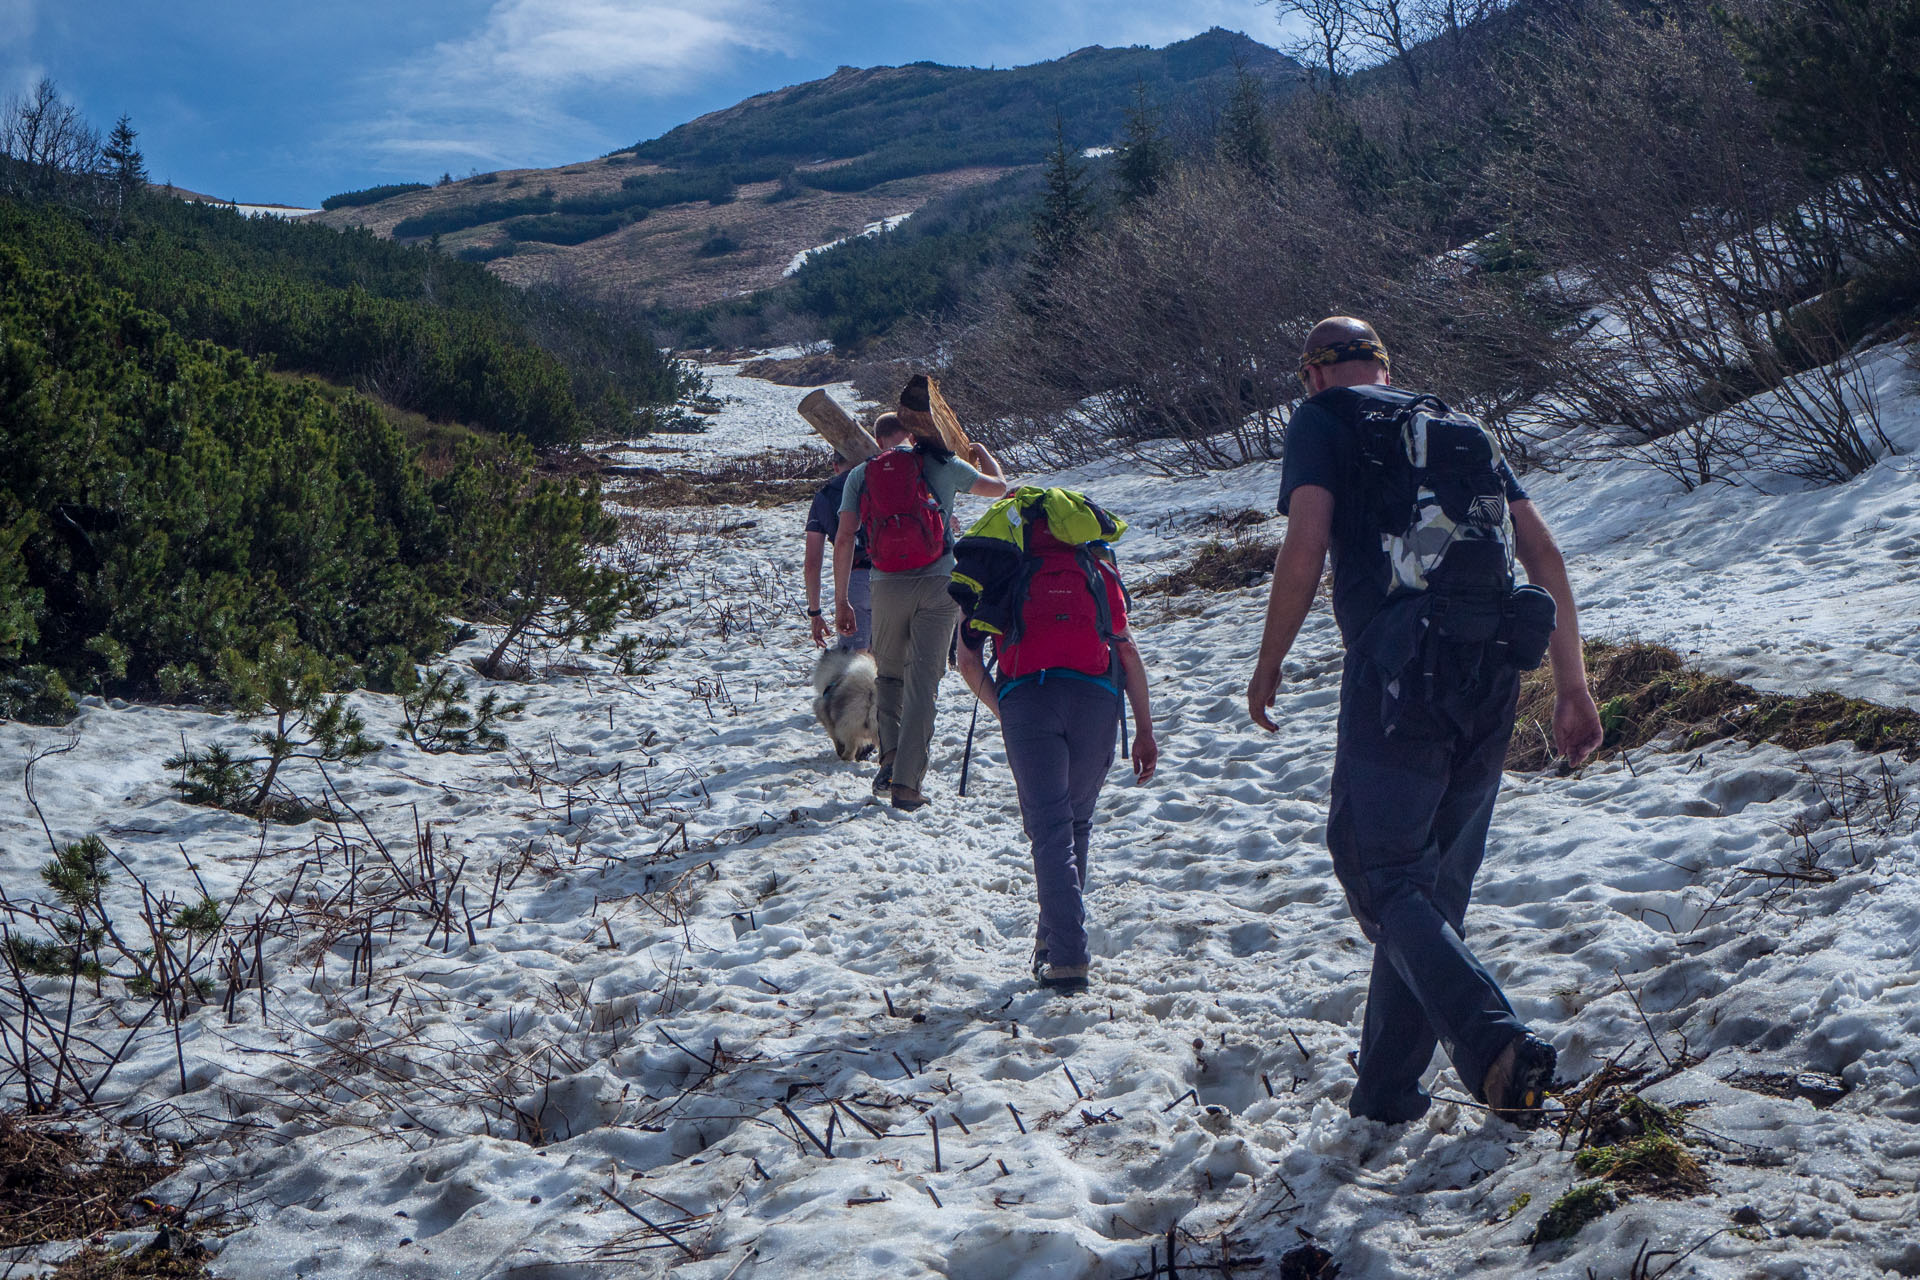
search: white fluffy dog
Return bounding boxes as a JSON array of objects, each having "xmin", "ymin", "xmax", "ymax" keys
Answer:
[{"xmin": 812, "ymin": 649, "xmax": 879, "ymax": 762}]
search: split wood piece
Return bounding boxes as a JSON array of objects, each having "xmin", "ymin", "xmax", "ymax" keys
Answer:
[
  {"xmin": 797, "ymin": 389, "xmax": 878, "ymax": 465},
  {"xmin": 897, "ymin": 372, "xmax": 974, "ymax": 457}
]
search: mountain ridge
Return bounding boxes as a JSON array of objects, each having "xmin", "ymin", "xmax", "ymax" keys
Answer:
[{"xmin": 310, "ymin": 28, "xmax": 1300, "ymax": 313}]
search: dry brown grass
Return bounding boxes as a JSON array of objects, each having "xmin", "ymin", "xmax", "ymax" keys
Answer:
[
  {"xmin": 1137, "ymin": 537, "xmax": 1278, "ymax": 598},
  {"xmin": 49, "ymin": 1236, "xmax": 214, "ymax": 1279},
  {"xmin": 738, "ymin": 352, "xmax": 855, "ymax": 386},
  {"xmin": 0, "ymin": 1114, "xmax": 179, "ymax": 1251},
  {"xmin": 1509, "ymin": 639, "xmax": 1920, "ymax": 771},
  {"xmin": 312, "ymin": 162, "xmax": 1016, "ymax": 310},
  {"xmin": 615, "ymin": 445, "xmax": 834, "ymax": 508}
]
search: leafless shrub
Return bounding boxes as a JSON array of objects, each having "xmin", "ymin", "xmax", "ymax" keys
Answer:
[
  {"xmin": 0, "ymin": 79, "xmax": 100, "ymax": 202},
  {"xmin": 1514, "ymin": 4, "xmax": 1896, "ymax": 489}
]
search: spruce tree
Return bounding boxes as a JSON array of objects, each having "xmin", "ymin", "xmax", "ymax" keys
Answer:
[
  {"xmin": 100, "ymin": 114, "xmax": 146, "ymax": 207},
  {"xmin": 1028, "ymin": 117, "xmax": 1095, "ymax": 293},
  {"xmin": 1217, "ymin": 65, "xmax": 1275, "ymax": 182},
  {"xmin": 1116, "ymin": 84, "xmax": 1169, "ymax": 206}
]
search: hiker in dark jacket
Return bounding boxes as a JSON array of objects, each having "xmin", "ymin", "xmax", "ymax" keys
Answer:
[
  {"xmin": 805, "ymin": 454, "xmax": 871, "ymax": 651},
  {"xmin": 1245, "ymin": 316, "xmax": 1603, "ymax": 1127},
  {"xmin": 955, "ymin": 512, "xmax": 1156, "ymax": 991},
  {"xmin": 835, "ymin": 412, "xmax": 1008, "ymax": 810}
]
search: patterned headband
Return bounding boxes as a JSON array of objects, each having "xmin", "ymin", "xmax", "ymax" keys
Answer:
[{"xmin": 1300, "ymin": 337, "xmax": 1391, "ymax": 373}]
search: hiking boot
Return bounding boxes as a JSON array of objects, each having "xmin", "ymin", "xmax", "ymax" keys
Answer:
[
  {"xmin": 889, "ymin": 784, "xmax": 930, "ymax": 812},
  {"xmin": 1031, "ymin": 946, "xmax": 1049, "ymax": 981},
  {"xmin": 871, "ymin": 762, "xmax": 894, "ymax": 798},
  {"xmin": 1036, "ymin": 962, "xmax": 1089, "ymax": 992},
  {"xmin": 1482, "ymin": 1033, "xmax": 1557, "ymax": 1129}
]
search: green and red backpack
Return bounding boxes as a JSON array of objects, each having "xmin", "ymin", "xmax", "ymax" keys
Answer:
[{"xmin": 949, "ymin": 487, "xmax": 1129, "ymax": 681}]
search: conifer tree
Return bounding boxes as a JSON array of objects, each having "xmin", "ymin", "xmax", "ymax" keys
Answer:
[
  {"xmin": 100, "ymin": 114, "xmax": 146, "ymax": 206},
  {"xmin": 1725, "ymin": 0, "xmax": 1920, "ymax": 242},
  {"xmin": 1028, "ymin": 116, "xmax": 1095, "ymax": 293},
  {"xmin": 1116, "ymin": 84, "xmax": 1169, "ymax": 205},
  {"xmin": 436, "ymin": 440, "xmax": 637, "ymax": 679},
  {"xmin": 1217, "ymin": 64, "xmax": 1276, "ymax": 182},
  {"xmin": 164, "ymin": 640, "xmax": 379, "ymax": 817}
]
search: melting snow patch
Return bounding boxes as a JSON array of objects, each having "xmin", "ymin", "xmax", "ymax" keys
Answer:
[
  {"xmin": 3, "ymin": 355, "xmax": 1919, "ymax": 1277},
  {"xmin": 784, "ymin": 212, "xmax": 914, "ymax": 276}
]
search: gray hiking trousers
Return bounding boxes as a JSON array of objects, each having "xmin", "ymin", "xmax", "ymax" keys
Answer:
[
  {"xmin": 835, "ymin": 568, "xmax": 872, "ymax": 653},
  {"xmin": 1001, "ymin": 675, "xmax": 1121, "ymax": 970},
  {"xmin": 870, "ymin": 573, "xmax": 959, "ymax": 792},
  {"xmin": 1329, "ymin": 658, "xmax": 1528, "ymax": 1123}
]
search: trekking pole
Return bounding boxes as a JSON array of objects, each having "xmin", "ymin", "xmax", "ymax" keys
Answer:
[{"xmin": 959, "ymin": 701, "xmax": 979, "ymax": 798}]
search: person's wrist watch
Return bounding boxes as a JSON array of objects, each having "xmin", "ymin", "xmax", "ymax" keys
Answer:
[{"xmin": 807, "ymin": 608, "xmax": 823, "ymax": 617}]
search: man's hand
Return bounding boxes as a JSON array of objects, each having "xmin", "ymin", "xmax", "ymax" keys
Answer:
[
  {"xmin": 1131, "ymin": 728, "xmax": 1159, "ymax": 784},
  {"xmin": 835, "ymin": 599, "xmax": 856, "ymax": 637},
  {"xmin": 1247, "ymin": 663, "xmax": 1283, "ymax": 733},
  {"xmin": 809, "ymin": 614, "xmax": 830, "ymax": 647},
  {"xmin": 1554, "ymin": 686, "xmax": 1604, "ymax": 767}
]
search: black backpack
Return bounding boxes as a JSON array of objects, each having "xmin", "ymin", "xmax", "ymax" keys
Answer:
[{"xmin": 1335, "ymin": 385, "xmax": 1555, "ymax": 671}]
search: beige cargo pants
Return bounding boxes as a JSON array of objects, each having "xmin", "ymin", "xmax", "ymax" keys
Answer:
[{"xmin": 869, "ymin": 573, "xmax": 959, "ymax": 793}]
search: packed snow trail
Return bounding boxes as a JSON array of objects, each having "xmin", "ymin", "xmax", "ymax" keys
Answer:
[{"xmin": 2, "ymin": 356, "xmax": 1918, "ymax": 1279}]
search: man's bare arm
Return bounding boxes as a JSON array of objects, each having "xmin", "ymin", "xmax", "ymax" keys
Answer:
[
  {"xmin": 1247, "ymin": 485, "xmax": 1333, "ymax": 732},
  {"xmin": 804, "ymin": 531, "xmax": 830, "ymax": 647},
  {"xmin": 832, "ymin": 510, "xmax": 859, "ymax": 636},
  {"xmin": 967, "ymin": 443, "xmax": 1009, "ymax": 498},
  {"xmin": 1511, "ymin": 498, "xmax": 1603, "ymax": 764}
]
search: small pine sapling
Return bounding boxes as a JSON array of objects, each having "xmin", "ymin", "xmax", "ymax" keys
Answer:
[
  {"xmin": 398, "ymin": 666, "xmax": 524, "ymax": 753},
  {"xmin": 8, "ymin": 836, "xmax": 113, "ymax": 978},
  {"xmin": 464, "ymin": 477, "xmax": 640, "ymax": 679},
  {"xmin": 609, "ymin": 633, "xmax": 674, "ymax": 677},
  {"xmin": 165, "ymin": 641, "xmax": 378, "ymax": 818}
]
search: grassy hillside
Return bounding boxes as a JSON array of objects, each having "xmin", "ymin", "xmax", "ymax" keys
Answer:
[
  {"xmin": 314, "ymin": 30, "xmax": 1300, "ymax": 323},
  {"xmin": 629, "ymin": 28, "xmax": 1299, "ymax": 190}
]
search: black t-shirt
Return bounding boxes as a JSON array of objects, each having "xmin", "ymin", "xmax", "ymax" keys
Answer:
[
  {"xmin": 807, "ymin": 472, "xmax": 871, "ymax": 570},
  {"xmin": 1278, "ymin": 386, "xmax": 1527, "ymax": 648}
]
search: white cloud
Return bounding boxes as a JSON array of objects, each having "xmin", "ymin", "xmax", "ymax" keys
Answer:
[
  {"xmin": 426, "ymin": 0, "xmax": 782, "ymax": 88},
  {"xmin": 0, "ymin": 0, "xmax": 43, "ymax": 98},
  {"xmin": 357, "ymin": 0, "xmax": 783, "ymax": 168}
]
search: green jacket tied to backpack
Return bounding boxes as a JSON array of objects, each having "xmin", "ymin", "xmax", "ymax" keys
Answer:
[{"xmin": 949, "ymin": 487, "xmax": 1127, "ymax": 646}]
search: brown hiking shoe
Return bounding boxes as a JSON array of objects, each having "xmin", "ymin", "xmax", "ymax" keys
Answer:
[
  {"xmin": 1482, "ymin": 1033, "xmax": 1557, "ymax": 1129},
  {"xmin": 889, "ymin": 784, "xmax": 930, "ymax": 812}
]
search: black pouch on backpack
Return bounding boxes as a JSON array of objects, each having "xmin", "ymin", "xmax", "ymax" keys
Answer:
[
  {"xmin": 949, "ymin": 535, "xmax": 1025, "ymax": 639},
  {"xmin": 1497, "ymin": 584, "xmax": 1557, "ymax": 670}
]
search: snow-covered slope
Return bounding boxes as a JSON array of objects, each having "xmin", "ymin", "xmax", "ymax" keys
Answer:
[{"xmin": 3, "ymin": 358, "xmax": 1918, "ymax": 1279}]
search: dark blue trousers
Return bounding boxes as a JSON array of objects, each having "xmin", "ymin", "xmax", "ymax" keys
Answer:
[
  {"xmin": 1328, "ymin": 659, "xmax": 1528, "ymax": 1123},
  {"xmin": 1000, "ymin": 676, "xmax": 1120, "ymax": 970}
]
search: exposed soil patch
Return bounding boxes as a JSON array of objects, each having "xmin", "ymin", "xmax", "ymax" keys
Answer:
[
  {"xmin": 0, "ymin": 1113, "xmax": 179, "ymax": 1250},
  {"xmin": 49, "ymin": 1233, "xmax": 215, "ymax": 1278},
  {"xmin": 1137, "ymin": 538, "xmax": 1277, "ymax": 597},
  {"xmin": 1509, "ymin": 639, "xmax": 1920, "ymax": 771},
  {"xmin": 738, "ymin": 352, "xmax": 855, "ymax": 386},
  {"xmin": 612, "ymin": 445, "xmax": 835, "ymax": 509},
  {"xmin": 1725, "ymin": 1069, "xmax": 1852, "ymax": 1109}
]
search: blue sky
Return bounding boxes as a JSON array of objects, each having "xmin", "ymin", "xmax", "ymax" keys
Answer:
[{"xmin": 3, "ymin": 0, "xmax": 1285, "ymax": 205}]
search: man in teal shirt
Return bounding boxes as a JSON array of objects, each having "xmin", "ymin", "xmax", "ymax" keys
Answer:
[{"xmin": 834, "ymin": 413, "xmax": 1009, "ymax": 810}]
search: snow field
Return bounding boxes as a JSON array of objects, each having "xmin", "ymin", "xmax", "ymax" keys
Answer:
[{"xmin": 2, "ymin": 360, "xmax": 1918, "ymax": 1278}]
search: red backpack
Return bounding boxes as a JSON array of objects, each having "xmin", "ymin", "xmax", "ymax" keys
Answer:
[
  {"xmin": 995, "ymin": 526, "xmax": 1124, "ymax": 681},
  {"xmin": 859, "ymin": 447, "xmax": 947, "ymax": 572}
]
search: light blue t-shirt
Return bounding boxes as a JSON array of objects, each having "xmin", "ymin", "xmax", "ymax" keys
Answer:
[{"xmin": 839, "ymin": 447, "xmax": 985, "ymax": 578}]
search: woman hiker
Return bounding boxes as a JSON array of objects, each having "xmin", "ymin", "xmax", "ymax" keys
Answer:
[{"xmin": 953, "ymin": 492, "xmax": 1157, "ymax": 991}]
